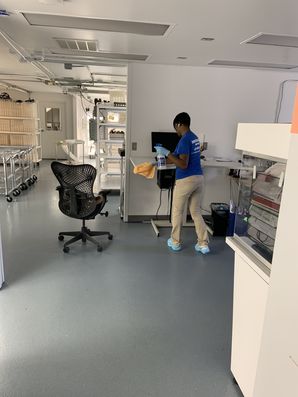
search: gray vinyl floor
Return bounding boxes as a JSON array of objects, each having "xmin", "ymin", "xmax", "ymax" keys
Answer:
[{"xmin": 0, "ymin": 162, "xmax": 242, "ymax": 397}]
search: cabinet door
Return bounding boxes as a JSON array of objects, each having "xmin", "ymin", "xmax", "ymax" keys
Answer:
[{"xmin": 231, "ymin": 254, "xmax": 269, "ymax": 397}]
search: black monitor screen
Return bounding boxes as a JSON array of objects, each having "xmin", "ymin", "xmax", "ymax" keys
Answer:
[{"xmin": 151, "ymin": 132, "xmax": 180, "ymax": 153}]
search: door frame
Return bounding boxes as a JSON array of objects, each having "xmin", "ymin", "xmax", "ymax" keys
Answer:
[{"xmin": 39, "ymin": 101, "xmax": 67, "ymax": 159}]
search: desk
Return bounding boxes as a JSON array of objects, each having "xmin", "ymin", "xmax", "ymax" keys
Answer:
[
  {"xmin": 56, "ymin": 139, "xmax": 85, "ymax": 163},
  {"xmin": 130, "ymin": 156, "xmax": 246, "ymax": 170},
  {"xmin": 130, "ymin": 156, "xmax": 248, "ymax": 236}
]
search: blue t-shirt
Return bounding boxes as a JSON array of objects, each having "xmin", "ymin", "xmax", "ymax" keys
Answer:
[{"xmin": 173, "ymin": 130, "xmax": 202, "ymax": 180}]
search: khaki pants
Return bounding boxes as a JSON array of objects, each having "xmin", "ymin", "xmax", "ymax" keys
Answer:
[{"xmin": 171, "ymin": 175, "xmax": 209, "ymax": 246}]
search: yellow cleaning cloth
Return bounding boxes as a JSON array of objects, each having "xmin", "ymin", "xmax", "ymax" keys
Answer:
[{"xmin": 133, "ymin": 162, "xmax": 156, "ymax": 179}]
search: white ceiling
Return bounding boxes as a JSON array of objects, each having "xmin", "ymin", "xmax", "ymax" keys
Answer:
[{"xmin": 1, "ymin": 0, "xmax": 298, "ymax": 94}]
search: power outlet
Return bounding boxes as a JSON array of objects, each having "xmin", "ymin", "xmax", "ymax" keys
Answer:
[{"xmin": 132, "ymin": 142, "xmax": 137, "ymax": 151}]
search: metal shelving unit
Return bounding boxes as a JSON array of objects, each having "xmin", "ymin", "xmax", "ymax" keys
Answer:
[
  {"xmin": 0, "ymin": 102, "xmax": 42, "ymax": 163},
  {"xmin": 96, "ymin": 103, "xmax": 126, "ymax": 189}
]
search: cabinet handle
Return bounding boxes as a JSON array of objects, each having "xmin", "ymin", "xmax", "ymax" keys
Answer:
[
  {"xmin": 278, "ymin": 171, "xmax": 284, "ymax": 188},
  {"xmin": 252, "ymin": 165, "xmax": 257, "ymax": 179}
]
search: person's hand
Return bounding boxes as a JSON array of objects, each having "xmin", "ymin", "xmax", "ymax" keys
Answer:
[{"xmin": 154, "ymin": 146, "xmax": 170, "ymax": 157}]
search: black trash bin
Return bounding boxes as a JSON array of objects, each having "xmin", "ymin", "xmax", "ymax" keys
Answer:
[{"xmin": 210, "ymin": 203, "xmax": 229, "ymax": 236}]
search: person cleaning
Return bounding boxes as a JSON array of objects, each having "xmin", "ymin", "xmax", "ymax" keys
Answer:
[{"xmin": 154, "ymin": 112, "xmax": 210, "ymax": 254}]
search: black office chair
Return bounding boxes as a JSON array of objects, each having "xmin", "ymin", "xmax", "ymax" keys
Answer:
[{"xmin": 51, "ymin": 161, "xmax": 113, "ymax": 253}]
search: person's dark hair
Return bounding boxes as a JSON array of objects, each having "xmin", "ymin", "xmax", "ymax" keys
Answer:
[{"xmin": 173, "ymin": 112, "xmax": 191, "ymax": 128}]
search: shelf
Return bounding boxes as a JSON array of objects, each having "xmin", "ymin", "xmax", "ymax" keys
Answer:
[
  {"xmin": 98, "ymin": 155, "xmax": 121, "ymax": 160},
  {"xmin": 98, "ymin": 106, "xmax": 126, "ymax": 111},
  {"xmin": 98, "ymin": 171, "xmax": 122, "ymax": 175},
  {"xmin": 0, "ymin": 131, "xmax": 40, "ymax": 135},
  {"xmin": 98, "ymin": 123, "xmax": 126, "ymax": 128},
  {"xmin": 0, "ymin": 116, "xmax": 39, "ymax": 120},
  {"xmin": 100, "ymin": 139, "xmax": 124, "ymax": 144}
]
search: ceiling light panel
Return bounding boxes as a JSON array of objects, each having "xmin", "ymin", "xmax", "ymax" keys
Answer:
[
  {"xmin": 49, "ymin": 50, "xmax": 148, "ymax": 61},
  {"xmin": 208, "ymin": 59, "xmax": 298, "ymax": 69},
  {"xmin": 243, "ymin": 33, "xmax": 298, "ymax": 48},
  {"xmin": 22, "ymin": 13, "xmax": 170, "ymax": 36}
]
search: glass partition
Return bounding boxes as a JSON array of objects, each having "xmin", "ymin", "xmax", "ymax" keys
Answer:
[{"xmin": 234, "ymin": 153, "xmax": 286, "ymax": 268}]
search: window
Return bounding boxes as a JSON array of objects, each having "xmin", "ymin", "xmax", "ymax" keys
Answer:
[{"xmin": 46, "ymin": 107, "xmax": 61, "ymax": 131}]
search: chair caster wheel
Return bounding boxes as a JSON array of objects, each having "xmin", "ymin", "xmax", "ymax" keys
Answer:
[
  {"xmin": 58, "ymin": 235, "xmax": 64, "ymax": 241},
  {"xmin": 63, "ymin": 246, "xmax": 70, "ymax": 253},
  {"xmin": 6, "ymin": 195, "xmax": 12, "ymax": 202},
  {"xmin": 108, "ymin": 234, "xmax": 113, "ymax": 240},
  {"xmin": 97, "ymin": 245, "xmax": 103, "ymax": 252}
]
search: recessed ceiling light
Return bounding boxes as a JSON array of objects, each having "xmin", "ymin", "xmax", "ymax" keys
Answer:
[
  {"xmin": 208, "ymin": 59, "xmax": 298, "ymax": 69},
  {"xmin": 177, "ymin": 56, "xmax": 187, "ymax": 60},
  {"xmin": 242, "ymin": 32, "xmax": 298, "ymax": 48},
  {"xmin": 201, "ymin": 37, "xmax": 215, "ymax": 41},
  {"xmin": 22, "ymin": 13, "xmax": 170, "ymax": 36}
]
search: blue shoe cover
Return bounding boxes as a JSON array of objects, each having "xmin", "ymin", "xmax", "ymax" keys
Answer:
[
  {"xmin": 167, "ymin": 238, "xmax": 181, "ymax": 251},
  {"xmin": 195, "ymin": 244, "xmax": 210, "ymax": 254}
]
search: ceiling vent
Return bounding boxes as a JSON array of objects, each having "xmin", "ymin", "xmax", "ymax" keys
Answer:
[
  {"xmin": 55, "ymin": 38, "xmax": 98, "ymax": 51},
  {"xmin": 22, "ymin": 13, "xmax": 171, "ymax": 36},
  {"xmin": 208, "ymin": 59, "xmax": 298, "ymax": 70},
  {"xmin": 242, "ymin": 32, "xmax": 298, "ymax": 48}
]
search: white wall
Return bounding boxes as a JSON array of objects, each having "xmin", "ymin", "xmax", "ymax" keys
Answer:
[
  {"xmin": 0, "ymin": 89, "xmax": 28, "ymax": 101},
  {"xmin": 32, "ymin": 92, "xmax": 74, "ymax": 159},
  {"xmin": 125, "ymin": 63, "xmax": 298, "ymax": 219},
  {"xmin": 73, "ymin": 95, "xmax": 91, "ymax": 158}
]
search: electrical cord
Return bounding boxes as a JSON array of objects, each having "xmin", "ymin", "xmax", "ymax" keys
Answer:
[
  {"xmin": 275, "ymin": 79, "xmax": 298, "ymax": 122},
  {"xmin": 80, "ymin": 91, "xmax": 94, "ymax": 105},
  {"xmin": 167, "ymin": 189, "xmax": 170, "ymax": 216},
  {"xmin": 79, "ymin": 93, "xmax": 91, "ymax": 117},
  {"xmin": 155, "ymin": 189, "xmax": 164, "ymax": 220}
]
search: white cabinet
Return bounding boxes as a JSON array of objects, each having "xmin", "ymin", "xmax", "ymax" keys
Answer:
[
  {"xmin": 226, "ymin": 123, "xmax": 291, "ymax": 396},
  {"xmin": 253, "ymin": 133, "xmax": 298, "ymax": 397},
  {"xmin": 0, "ymin": 101, "xmax": 42, "ymax": 163},
  {"xmin": 227, "ymin": 238, "xmax": 269, "ymax": 397},
  {"xmin": 96, "ymin": 104, "xmax": 126, "ymax": 189}
]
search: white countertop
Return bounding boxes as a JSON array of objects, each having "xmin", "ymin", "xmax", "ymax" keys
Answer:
[
  {"xmin": 130, "ymin": 156, "xmax": 246, "ymax": 170},
  {"xmin": 226, "ymin": 237, "xmax": 270, "ymax": 283}
]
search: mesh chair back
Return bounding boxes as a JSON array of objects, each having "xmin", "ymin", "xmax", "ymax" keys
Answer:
[{"xmin": 51, "ymin": 161, "xmax": 97, "ymax": 219}]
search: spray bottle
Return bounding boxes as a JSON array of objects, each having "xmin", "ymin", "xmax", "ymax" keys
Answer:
[{"xmin": 155, "ymin": 143, "xmax": 166, "ymax": 168}]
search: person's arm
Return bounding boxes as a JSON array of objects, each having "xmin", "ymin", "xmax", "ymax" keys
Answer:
[{"xmin": 167, "ymin": 153, "xmax": 189, "ymax": 169}]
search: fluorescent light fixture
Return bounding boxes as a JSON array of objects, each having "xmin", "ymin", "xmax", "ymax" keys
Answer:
[
  {"xmin": 49, "ymin": 50, "xmax": 148, "ymax": 61},
  {"xmin": 242, "ymin": 32, "xmax": 298, "ymax": 48},
  {"xmin": 22, "ymin": 13, "xmax": 170, "ymax": 36},
  {"xmin": 208, "ymin": 59, "xmax": 298, "ymax": 69}
]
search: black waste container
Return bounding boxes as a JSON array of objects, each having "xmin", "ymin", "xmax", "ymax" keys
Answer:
[{"xmin": 210, "ymin": 203, "xmax": 229, "ymax": 236}]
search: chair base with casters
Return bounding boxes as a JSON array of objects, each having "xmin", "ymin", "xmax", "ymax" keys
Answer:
[{"xmin": 58, "ymin": 218, "xmax": 113, "ymax": 253}]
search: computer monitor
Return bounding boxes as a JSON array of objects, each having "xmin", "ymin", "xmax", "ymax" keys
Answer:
[{"xmin": 151, "ymin": 131, "xmax": 181, "ymax": 153}]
